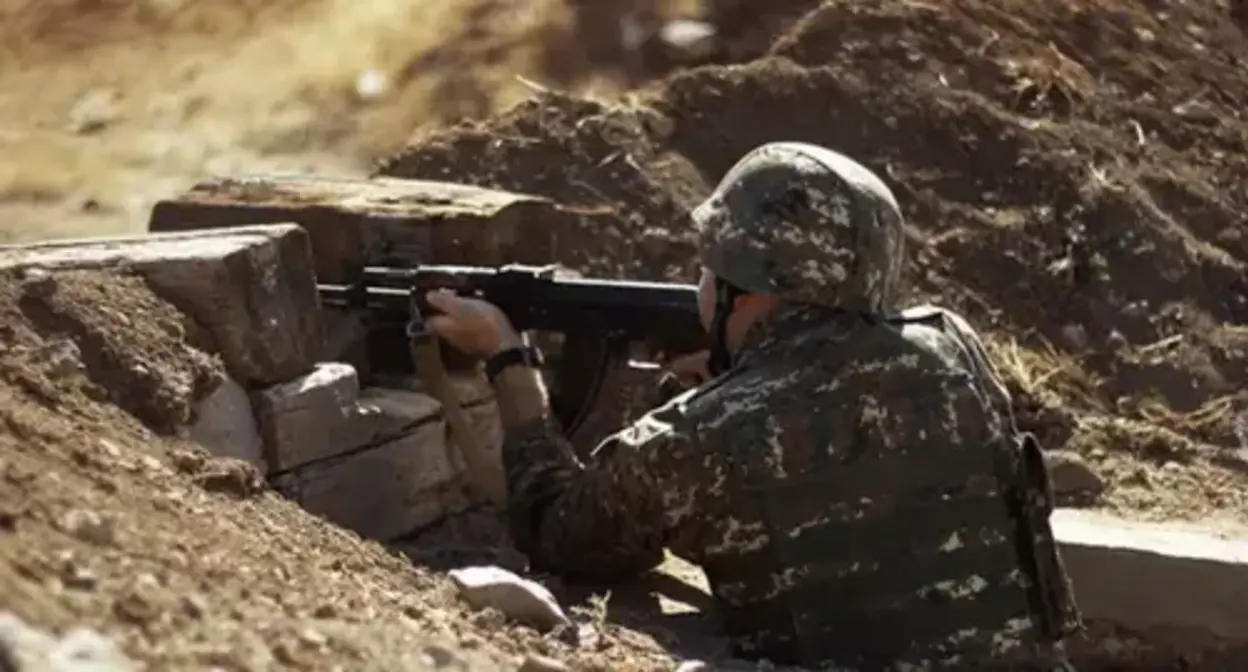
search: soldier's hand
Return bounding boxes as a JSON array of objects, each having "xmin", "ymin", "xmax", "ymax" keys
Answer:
[{"xmin": 425, "ymin": 289, "xmax": 523, "ymax": 357}]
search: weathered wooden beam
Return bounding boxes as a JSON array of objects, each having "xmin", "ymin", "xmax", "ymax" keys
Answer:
[{"xmin": 148, "ymin": 175, "xmax": 564, "ymax": 283}]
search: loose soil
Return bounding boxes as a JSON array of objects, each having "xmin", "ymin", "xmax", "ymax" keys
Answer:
[{"xmin": 4, "ymin": 0, "xmax": 1248, "ymax": 670}]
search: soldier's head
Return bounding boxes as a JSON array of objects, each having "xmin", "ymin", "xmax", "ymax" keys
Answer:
[{"xmin": 691, "ymin": 142, "xmax": 906, "ymax": 367}]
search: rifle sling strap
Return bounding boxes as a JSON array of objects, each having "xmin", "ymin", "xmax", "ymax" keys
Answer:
[{"xmin": 407, "ymin": 332, "xmax": 508, "ymax": 508}]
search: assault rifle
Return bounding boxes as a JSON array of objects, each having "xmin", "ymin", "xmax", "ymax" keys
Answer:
[{"xmin": 318, "ymin": 264, "xmax": 708, "ymax": 466}]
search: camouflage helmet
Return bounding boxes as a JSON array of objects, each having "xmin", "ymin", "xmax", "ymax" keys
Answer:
[{"xmin": 691, "ymin": 142, "xmax": 906, "ymax": 314}]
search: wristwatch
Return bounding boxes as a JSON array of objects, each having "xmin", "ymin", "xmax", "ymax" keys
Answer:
[{"xmin": 485, "ymin": 345, "xmax": 544, "ymax": 383}]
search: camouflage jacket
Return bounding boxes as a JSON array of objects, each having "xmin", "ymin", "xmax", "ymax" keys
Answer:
[{"xmin": 501, "ymin": 304, "xmax": 1080, "ymax": 669}]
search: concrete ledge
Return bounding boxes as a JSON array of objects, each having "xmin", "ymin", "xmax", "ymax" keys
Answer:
[
  {"xmin": 148, "ymin": 175, "xmax": 563, "ymax": 283},
  {"xmin": 1054, "ymin": 508, "xmax": 1248, "ymax": 641}
]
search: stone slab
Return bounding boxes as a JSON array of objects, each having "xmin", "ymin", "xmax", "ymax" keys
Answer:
[
  {"xmin": 0, "ymin": 224, "xmax": 323, "ymax": 386},
  {"xmin": 251, "ymin": 362, "xmax": 361, "ymax": 473},
  {"xmin": 1053, "ymin": 508, "xmax": 1248, "ymax": 641},
  {"xmin": 148, "ymin": 175, "xmax": 563, "ymax": 283}
]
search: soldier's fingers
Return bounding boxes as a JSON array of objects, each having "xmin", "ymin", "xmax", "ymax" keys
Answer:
[
  {"xmin": 425, "ymin": 314, "xmax": 457, "ymax": 338},
  {"xmin": 425, "ymin": 289, "xmax": 464, "ymax": 315}
]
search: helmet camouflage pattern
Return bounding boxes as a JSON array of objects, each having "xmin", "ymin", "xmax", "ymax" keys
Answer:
[{"xmin": 691, "ymin": 142, "xmax": 906, "ymax": 314}]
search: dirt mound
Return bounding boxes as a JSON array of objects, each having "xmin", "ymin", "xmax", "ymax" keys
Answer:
[
  {"xmin": 381, "ymin": 0, "xmax": 1248, "ymax": 523},
  {"xmin": 0, "ymin": 268, "xmax": 222, "ymax": 432}
]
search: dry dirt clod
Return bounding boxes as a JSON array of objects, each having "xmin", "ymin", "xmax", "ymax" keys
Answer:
[
  {"xmin": 19, "ymin": 268, "xmax": 58, "ymax": 301},
  {"xmin": 58, "ymin": 509, "xmax": 116, "ymax": 546},
  {"xmin": 179, "ymin": 594, "xmax": 207, "ymax": 620},
  {"xmin": 112, "ymin": 576, "xmax": 163, "ymax": 626},
  {"xmin": 448, "ymin": 566, "xmax": 570, "ymax": 632},
  {"xmin": 67, "ymin": 88, "xmax": 120, "ymax": 135},
  {"xmin": 517, "ymin": 654, "xmax": 570, "ymax": 672},
  {"xmin": 60, "ymin": 563, "xmax": 99, "ymax": 591},
  {"xmin": 189, "ymin": 456, "xmax": 267, "ymax": 499},
  {"xmin": 0, "ymin": 507, "xmax": 19, "ymax": 532}
]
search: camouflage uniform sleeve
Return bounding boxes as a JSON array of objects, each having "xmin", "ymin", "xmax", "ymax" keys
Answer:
[{"xmin": 502, "ymin": 403, "xmax": 700, "ymax": 582}]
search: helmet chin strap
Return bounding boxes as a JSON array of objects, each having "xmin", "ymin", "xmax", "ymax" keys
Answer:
[{"xmin": 708, "ymin": 278, "xmax": 743, "ymax": 376}]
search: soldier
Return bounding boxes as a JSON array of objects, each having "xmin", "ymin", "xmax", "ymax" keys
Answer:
[{"xmin": 425, "ymin": 142, "xmax": 1082, "ymax": 669}]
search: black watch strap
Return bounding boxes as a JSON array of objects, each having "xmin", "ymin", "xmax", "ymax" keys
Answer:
[{"xmin": 485, "ymin": 345, "xmax": 544, "ymax": 383}]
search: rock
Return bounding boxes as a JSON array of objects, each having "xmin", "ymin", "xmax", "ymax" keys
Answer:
[
  {"xmin": 0, "ymin": 612, "xmax": 135, "ymax": 671},
  {"xmin": 179, "ymin": 594, "xmax": 207, "ymax": 620},
  {"xmin": 189, "ymin": 377, "xmax": 264, "ymax": 470},
  {"xmin": 36, "ymin": 339, "xmax": 84, "ymax": 380},
  {"xmin": 192, "ymin": 457, "xmax": 267, "ymax": 499},
  {"xmin": 0, "ymin": 611, "xmax": 56, "ymax": 669},
  {"xmin": 0, "ymin": 224, "xmax": 323, "ymax": 386},
  {"xmin": 1044, "ymin": 449, "xmax": 1106, "ymax": 495},
  {"xmin": 19, "ymin": 267, "xmax": 57, "ymax": 300},
  {"xmin": 448, "ymin": 566, "xmax": 570, "ymax": 632},
  {"xmin": 252, "ymin": 363, "xmax": 360, "ymax": 472},
  {"xmin": 48, "ymin": 627, "xmax": 135, "ymax": 671},
  {"xmin": 68, "ymin": 88, "xmax": 119, "ymax": 135},
  {"xmin": 57, "ymin": 509, "xmax": 115, "ymax": 546},
  {"xmin": 675, "ymin": 662, "xmax": 711, "ymax": 672},
  {"xmin": 517, "ymin": 654, "xmax": 570, "ymax": 672},
  {"xmin": 148, "ymin": 175, "xmax": 564, "ymax": 283}
]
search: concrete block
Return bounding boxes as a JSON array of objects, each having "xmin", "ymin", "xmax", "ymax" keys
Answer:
[
  {"xmin": 269, "ymin": 381, "xmax": 503, "ymax": 540},
  {"xmin": 338, "ymin": 387, "xmax": 453, "ymax": 454},
  {"xmin": 188, "ymin": 377, "xmax": 264, "ymax": 470},
  {"xmin": 369, "ymin": 371, "xmax": 496, "ymax": 406},
  {"xmin": 271, "ymin": 406, "xmax": 459, "ymax": 541},
  {"xmin": 148, "ymin": 175, "xmax": 563, "ymax": 283},
  {"xmin": 252, "ymin": 362, "xmax": 360, "ymax": 472},
  {"xmin": 0, "ymin": 224, "xmax": 323, "ymax": 386},
  {"xmin": 367, "ymin": 373, "xmax": 504, "ymax": 500},
  {"xmin": 1053, "ymin": 508, "xmax": 1248, "ymax": 641}
]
